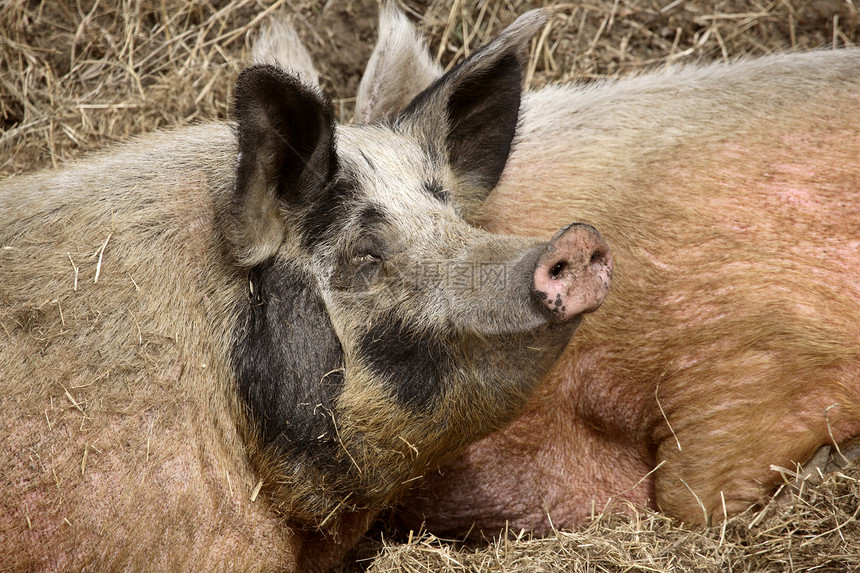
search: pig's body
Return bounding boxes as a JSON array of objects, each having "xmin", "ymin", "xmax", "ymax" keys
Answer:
[
  {"xmin": 398, "ymin": 49, "xmax": 860, "ymax": 531},
  {"xmin": 0, "ymin": 11, "xmax": 614, "ymax": 571},
  {"xmin": 0, "ymin": 125, "xmax": 310, "ymax": 571}
]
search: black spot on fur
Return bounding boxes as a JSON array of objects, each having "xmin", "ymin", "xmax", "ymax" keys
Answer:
[
  {"xmin": 358, "ymin": 316, "xmax": 453, "ymax": 410},
  {"xmin": 233, "ymin": 261, "xmax": 344, "ymax": 464},
  {"xmin": 422, "ymin": 180, "xmax": 449, "ymax": 203},
  {"xmin": 299, "ymin": 176, "xmax": 358, "ymax": 248}
]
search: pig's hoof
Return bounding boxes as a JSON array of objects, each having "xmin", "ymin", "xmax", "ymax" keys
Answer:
[
  {"xmin": 824, "ymin": 440, "xmax": 860, "ymax": 472},
  {"xmin": 774, "ymin": 440, "xmax": 860, "ymax": 503}
]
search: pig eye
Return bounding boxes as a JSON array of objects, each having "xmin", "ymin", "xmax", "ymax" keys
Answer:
[
  {"xmin": 349, "ymin": 235, "xmax": 385, "ymax": 265},
  {"xmin": 353, "ymin": 251, "xmax": 382, "ymax": 264},
  {"xmin": 345, "ymin": 247, "xmax": 385, "ymax": 292}
]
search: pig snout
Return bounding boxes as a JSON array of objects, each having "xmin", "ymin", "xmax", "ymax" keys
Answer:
[{"xmin": 533, "ymin": 223, "xmax": 613, "ymax": 321}]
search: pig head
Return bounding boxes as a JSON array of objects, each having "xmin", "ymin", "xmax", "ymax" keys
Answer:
[
  {"xmin": 0, "ymin": 9, "xmax": 611, "ymax": 572},
  {"xmin": 229, "ymin": 13, "xmax": 613, "ymax": 525}
]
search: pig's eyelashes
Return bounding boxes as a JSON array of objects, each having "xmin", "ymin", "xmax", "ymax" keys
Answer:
[
  {"xmin": 353, "ymin": 252, "xmax": 382, "ymax": 264},
  {"xmin": 348, "ymin": 233, "xmax": 387, "ymax": 264}
]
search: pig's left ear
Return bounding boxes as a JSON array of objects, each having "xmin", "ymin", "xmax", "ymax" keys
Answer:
[
  {"xmin": 229, "ymin": 65, "xmax": 337, "ymax": 267},
  {"xmin": 397, "ymin": 9, "xmax": 547, "ymax": 219}
]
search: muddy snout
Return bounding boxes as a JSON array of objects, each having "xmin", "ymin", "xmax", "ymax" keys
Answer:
[{"xmin": 532, "ymin": 223, "xmax": 613, "ymax": 321}]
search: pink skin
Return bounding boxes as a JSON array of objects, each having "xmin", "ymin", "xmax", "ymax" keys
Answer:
[{"xmin": 533, "ymin": 223, "xmax": 613, "ymax": 321}]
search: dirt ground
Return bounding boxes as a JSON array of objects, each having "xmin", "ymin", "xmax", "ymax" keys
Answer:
[{"xmin": 2, "ymin": 0, "xmax": 859, "ymax": 571}]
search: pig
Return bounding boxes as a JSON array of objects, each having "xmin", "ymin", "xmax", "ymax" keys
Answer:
[
  {"xmin": 348, "ymin": 6, "xmax": 860, "ymax": 534},
  {"xmin": 0, "ymin": 10, "xmax": 612, "ymax": 572}
]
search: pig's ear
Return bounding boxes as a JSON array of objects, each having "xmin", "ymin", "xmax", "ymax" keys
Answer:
[
  {"xmin": 230, "ymin": 64, "xmax": 337, "ymax": 266},
  {"xmin": 397, "ymin": 9, "xmax": 547, "ymax": 219},
  {"xmin": 355, "ymin": 3, "xmax": 443, "ymax": 125},
  {"xmin": 251, "ymin": 16, "xmax": 321, "ymax": 89}
]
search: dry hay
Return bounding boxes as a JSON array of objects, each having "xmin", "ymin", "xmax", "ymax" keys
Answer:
[
  {"xmin": 3, "ymin": 0, "xmax": 857, "ymax": 177},
  {"xmin": 2, "ymin": 0, "xmax": 859, "ymax": 571},
  {"xmin": 359, "ymin": 466, "xmax": 860, "ymax": 572}
]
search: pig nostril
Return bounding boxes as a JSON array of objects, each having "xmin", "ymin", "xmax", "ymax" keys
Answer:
[
  {"xmin": 590, "ymin": 250, "xmax": 605, "ymax": 266},
  {"xmin": 549, "ymin": 261, "xmax": 566, "ymax": 279}
]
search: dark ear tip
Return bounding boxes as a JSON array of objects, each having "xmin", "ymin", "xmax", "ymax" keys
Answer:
[
  {"xmin": 234, "ymin": 64, "xmax": 292, "ymax": 114},
  {"xmin": 234, "ymin": 64, "xmax": 335, "ymax": 118},
  {"xmin": 235, "ymin": 64, "xmax": 279, "ymax": 92}
]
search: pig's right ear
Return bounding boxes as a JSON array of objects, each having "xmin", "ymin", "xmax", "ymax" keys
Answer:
[
  {"xmin": 355, "ymin": 3, "xmax": 443, "ymax": 125},
  {"xmin": 397, "ymin": 10, "xmax": 547, "ymax": 220},
  {"xmin": 229, "ymin": 65, "xmax": 337, "ymax": 267}
]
